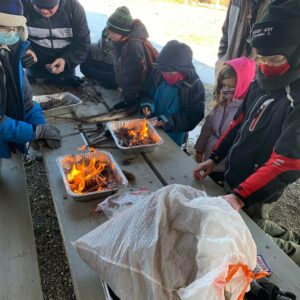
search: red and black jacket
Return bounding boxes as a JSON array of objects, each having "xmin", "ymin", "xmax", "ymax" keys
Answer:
[{"xmin": 210, "ymin": 79, "xmax": 300, "ymax": 207}]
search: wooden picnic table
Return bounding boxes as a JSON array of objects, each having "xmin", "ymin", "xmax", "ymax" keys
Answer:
[{"xmin": 39, "ymin": 85, "xmax": 300, "ymax": 299}]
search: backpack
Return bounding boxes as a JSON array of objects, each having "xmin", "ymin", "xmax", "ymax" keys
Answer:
[{"xmin": 129, "ymin": 38, "xmax": 159, "ymax": 66}]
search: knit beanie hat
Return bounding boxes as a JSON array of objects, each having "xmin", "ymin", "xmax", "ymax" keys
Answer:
[
  {"xmin": 157, "ymin": 40, "xmax": 196, "ymax": 77},
  {"xmin": 32, "ymin": 0, "xmax": 60, "ymax": 9},
  {"xmin": 107, "ymin": 6, "xmax": 134, "ymax": 36},
  {"xmin": 0, "ymin": 0, "xmax": 28, "ymax": 41},
  {"xmin": 250, "ymin": 0, "xmax": 300, "ymax": 89}
]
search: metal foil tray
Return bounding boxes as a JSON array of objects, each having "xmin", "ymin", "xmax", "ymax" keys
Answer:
[
  {"xmin": 57, "ymin": 151, "xmax": 128, "ymax": 201},
  {"xmin": 106, "ymin": 119, "xmax": 163, "ymax": 154},
  {"xmin": 33, "ymin": 92, "xmax": 82, "ymax": 116}
]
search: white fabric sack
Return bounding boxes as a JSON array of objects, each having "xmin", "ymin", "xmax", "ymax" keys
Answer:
[{"xmin": 74, "ymin": 184, "xmax": 257, "ymax": 300}]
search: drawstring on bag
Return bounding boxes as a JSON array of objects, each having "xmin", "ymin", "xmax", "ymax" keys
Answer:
[
  {"xmin": 285, "ymin": 85, "xmax": 295, "ymax": 108},
  {"xmin": 225, "ymin": 263, "xmax": 269, "ymax": 300}
]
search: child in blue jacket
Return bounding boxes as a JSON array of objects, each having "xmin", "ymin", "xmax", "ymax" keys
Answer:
[
  {"xmin": 141, "ymin": 40, "xmax": 205, "ymax": 146},
  {"xmin": 0, "ymin": 0, "xmax": 61, "ymax": 159}
]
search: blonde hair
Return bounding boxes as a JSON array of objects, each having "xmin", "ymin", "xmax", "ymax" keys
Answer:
[{"xmin": 213, "ymin": 63, "xmax": 236, "ymax": 108}]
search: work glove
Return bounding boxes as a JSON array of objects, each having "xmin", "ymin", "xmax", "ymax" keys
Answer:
[
  {"xmin": 35, "ymin": 124, "xmax": 62, "ymax": 149},
  {"xmin": 22, "ymin": 54, "xmax": 36, "ymax": 68}
]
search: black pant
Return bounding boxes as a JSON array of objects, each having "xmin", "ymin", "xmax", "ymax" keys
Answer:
[
  {"xmin": 209, "ymin": 171, "xmax": 225, "ymax": 187},
  {"xmin": 80, "ymin": 57, "xmax": 117, "ymax": 89}
]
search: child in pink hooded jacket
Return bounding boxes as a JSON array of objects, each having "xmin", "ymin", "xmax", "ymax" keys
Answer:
[{"xmin": 194, "ymin": 56, "xmax": 256, "ymax": 186}]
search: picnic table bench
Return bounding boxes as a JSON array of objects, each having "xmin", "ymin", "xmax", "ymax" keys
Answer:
[
  {"xmin": 0, "ymin": 155, "xmax": 43, "ymax": 300},
  {"xmin": 37, "ymin": 84, "xmax": 300, "ymax": 299}
]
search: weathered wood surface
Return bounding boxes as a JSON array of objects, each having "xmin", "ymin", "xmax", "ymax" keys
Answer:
[
  {"xmin": 37, "ymin": 84, "xmax": 300, "ymax": 298},
  {"xmin": 41, "ymin": 120, "xmax": 163, "ymax": 300},
  {"xmin": 144, "ymin": 130, "xmax": 300, "ymax": 296},
  {"xmin": 0, "ymin": 155, "xmax": 43, "ymax": 300}
]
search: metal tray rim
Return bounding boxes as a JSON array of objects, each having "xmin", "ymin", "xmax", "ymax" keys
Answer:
[
  {"xmin": 56, "ymin": 150, "xmax": 128, "ymax": 199},
  {"xmin": 106, "ymin": 119, "xmax": 163, "ymax": 151},
  {"xmin": 33, "ymin": 92, "xmax": 82, "ymax": 113}
]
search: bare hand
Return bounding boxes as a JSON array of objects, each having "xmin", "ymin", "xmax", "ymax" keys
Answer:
[
  {"xmin": 25, "ymin": 49, "xmax": 38, "ymax": 63},
  {"xmin": 193, "ymin": 159, "xmax": 216, "ymax": 180},
  {"xmin": 142, "ymin": 106, "xmax": 151, "ymax": 117},
  {"xmin": 195, "ymin": 151, "xmax": 203, "ymax": 163},
  {"xmin": 155, "ymin": 120, "xmax": 164, "ymax": 128},
  {"xmin": 222, "ymin": 194, "xmax": 245, "ymax": 211},
  {"xmin": 48, "ymin": 58, "xmax": 66, "ymax": 74}
]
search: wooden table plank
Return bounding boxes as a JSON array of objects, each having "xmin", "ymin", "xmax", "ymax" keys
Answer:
[
  {"xmin": 143, "ymin": 130, "xmax": 223, "ymax": 195},
  {"xmin": 0, "ymin": 155, "xmax": 43, "ymax": 300},
  {"xmin": 41, "ymin": 121, "xmax": 163, "ymax": 300},
  {"xmin": 144, "ymin": 130, "xmax": 300, "ymax": 295}
]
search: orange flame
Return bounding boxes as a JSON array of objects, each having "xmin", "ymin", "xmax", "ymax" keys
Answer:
[
  {"xmin": 128, "ymin": 119, "xmax": 150, "ymax": 146},
  {"xmin": 63, "ymin": 155, "xmax": 108, "ymax": 194}
]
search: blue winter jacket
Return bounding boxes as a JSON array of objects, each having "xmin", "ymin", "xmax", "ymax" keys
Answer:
[
  {"xmin": 141, "ymin": 71, "xmax": 205, "ymax": 146},
  {"xmin": 0, "ymin": 41, "xmax": 45, "ymax": 158}
]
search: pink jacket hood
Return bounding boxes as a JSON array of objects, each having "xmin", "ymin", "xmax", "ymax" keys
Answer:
[{"xmin": 225, "ymin": 56, "xmax": 256, "ymax": 100}]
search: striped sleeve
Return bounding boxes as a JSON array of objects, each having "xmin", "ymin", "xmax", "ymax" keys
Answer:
[{"xmin": 233, "ymin": 105, "xmax": 300, "ymax": 206}]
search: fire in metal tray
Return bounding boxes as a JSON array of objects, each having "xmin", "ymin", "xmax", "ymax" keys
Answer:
[
  {"xmin": 114, "ymin": 119, "xmax": 155, "ymax": 147},
  {"xmin": 62, "ymin": 155, "xmax": 118, "ymax": 194}
]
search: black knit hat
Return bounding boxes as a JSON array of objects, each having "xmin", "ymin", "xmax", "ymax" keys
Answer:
[
  {"xmin": 107, "ymin": 6, "xmax": 134, "ymax": 36},
  {"xmin": 157, "ymin": 40, "xmax": 196, "ymax": 76},
  {"xmin": 32, "ymin": 0, "xmax": 60, "ymax": 9},
  {"xmin": 250, "ymin": 0, "xmax": 300, "ymax": 89}
]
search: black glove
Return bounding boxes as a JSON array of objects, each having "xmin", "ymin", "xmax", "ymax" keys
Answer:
[
  {"xmin": 113, "ymin": 100, "xmax": 138, "ymax": 110},
  {"xmin": 22, "ymin": 54, "xmax": 36, "ymax": 68},
  {"xmin": 35, "ymin": 124, "xmax": 62, "ymax": 149}
]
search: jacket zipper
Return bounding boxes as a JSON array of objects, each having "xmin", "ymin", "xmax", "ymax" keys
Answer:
[
  {"xmin": 224, "ymin": 93, "xmax": 268, "ymax": 179},
  {"xmin": 218, "ymin": 102, "xmax": 228, "ymax": 137},
  {"xmin": 48, "ymin": 18, "xmax": 53, "ymax": 49}
]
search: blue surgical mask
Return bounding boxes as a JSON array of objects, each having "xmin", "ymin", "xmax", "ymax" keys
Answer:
[
  {"xmin": 221, "ymin": 87, "xmax": 235, "ymax": 100},
  {"xmin": 0, "ymin": 31, "xmax": 20, "ymax": 46}
]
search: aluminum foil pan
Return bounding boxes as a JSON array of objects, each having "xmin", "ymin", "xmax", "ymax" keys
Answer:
[
  {"xmin": 33, "ymin": 92, "xmax": 82, "ymax": 116},
  {"xmin": 106, "ymin": 119, "xmax": 163, "ymax": 154},
  {"xmin": 57, "ymin": 151, "xmax": 128, "ymax": 201}
]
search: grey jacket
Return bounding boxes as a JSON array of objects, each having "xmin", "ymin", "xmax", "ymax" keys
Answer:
[
  {"xmin": 195, "ymin": 100, "xmax": 242, "ymax": 172},
  {"xmin": 218, "ymin": 0, "xmax": 269, "ymax": 61},
  {"xmin": 90, "ymin": 28, "xmax": 114, "ymax": 65}
]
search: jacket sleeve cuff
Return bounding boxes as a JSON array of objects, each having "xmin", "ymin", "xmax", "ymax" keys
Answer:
[
  {"xmin": 0, "ymin": 116, "xmax": 35, "ymax": 143},
  {"xmin": 209, "ymin": 153, "xmax": 221, "ymax": 164},
  {"xmin": 160, "ymin": 115, "xmax": 174, "ymax": 131},
  {"xmin": 232, "ymin": 188, "xmax": 249, "ymax": 207},
  {"xmin": 140, "ymin": 99, "xmax": 155, "ymax": 114}
]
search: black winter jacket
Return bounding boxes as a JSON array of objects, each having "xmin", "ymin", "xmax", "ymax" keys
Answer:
[
  {"xmin": 210, "ymin": 79, "xmax": 300, "ymax": 207},
  {"xmin": 152, "ymin": 72, "xmax": 205, "ymax": 132},
  {"xmin": 22, "ymin": 0, "xmax": 90, "ymax": 69},
  {"xmin": 113, "ymin": 20, "xmax": 155, "ymax": 103}
]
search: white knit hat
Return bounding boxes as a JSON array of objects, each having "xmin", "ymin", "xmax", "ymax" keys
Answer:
[{"xmin": 0, "ymin": 0, "xmax": 28, "ymax": 41}]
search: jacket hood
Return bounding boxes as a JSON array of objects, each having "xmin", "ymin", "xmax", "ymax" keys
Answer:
[
  {"xmin": 225, "ymin": 56, "xmax": 256, "ymax": 100},
  {"xmin": 157, "ymin": 40, "xmax": 196, "ymax": 78},
  {"xmin": 127, "ymin": 19, "xmax": 149, "ymax": 40}
]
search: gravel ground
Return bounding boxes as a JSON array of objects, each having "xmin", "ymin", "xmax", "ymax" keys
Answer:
[{"xmin": 25, "ymin": 160, "xmax": 76, "ymax": 300}]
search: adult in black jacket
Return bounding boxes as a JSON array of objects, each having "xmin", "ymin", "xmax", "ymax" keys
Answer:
[
  {"xmin": 194, "ymin": 0, "xmax": 300, "ymax": 265},
  {"xmin": 21, "ymin": 0, "xmax": 90, "ymax": 81},
  {"xmin": 141, "ymin": 40, "xmax": 205, "ymax": 146},
  {"xmin": 106, "ymin": 6, "xmax": 158, "ymax": 109}
]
